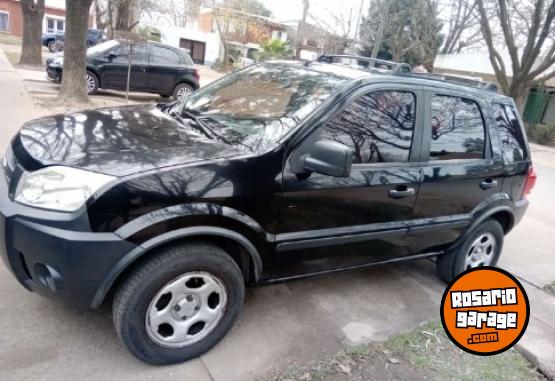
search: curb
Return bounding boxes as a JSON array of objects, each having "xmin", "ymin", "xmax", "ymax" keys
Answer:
[{"xmin": 516, "ymin": 344, "xmax": 554, "ymax": 380}]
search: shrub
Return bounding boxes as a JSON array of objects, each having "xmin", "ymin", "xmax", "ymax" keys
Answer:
[{"xmin": 527, "ymin": 123, "xmax": 555, "ymax": 145}]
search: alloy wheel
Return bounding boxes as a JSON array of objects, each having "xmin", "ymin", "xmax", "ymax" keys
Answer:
[
  {"xmin": 176, "ymin": 86, "xmax": 192, "ymax": 100},
  {"xmin": 145, "ymin": 271, "xmax": 227, "ymax": 348},
  {"xmin": 464, "ymin": 232, "xmax": 496, "ymax": 269},
  {"xmin": 86, "ymin": 74, "xmax": 96, "ymax": 94}
]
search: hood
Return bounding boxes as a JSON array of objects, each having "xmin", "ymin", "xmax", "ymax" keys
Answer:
[{"xmin": 13, "ymin": 105, "xmax": 246, "ymax": 177}]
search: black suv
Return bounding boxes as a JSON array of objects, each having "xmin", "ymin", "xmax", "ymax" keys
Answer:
[
  {"xmin": 46, "ymin": 40, "xmax": 200, "ymax": 100},
  {"xmin": 1, "ymin": 57, "xmax": 535, "ymax": 365}
]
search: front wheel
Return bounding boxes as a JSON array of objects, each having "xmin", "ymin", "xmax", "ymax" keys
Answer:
[
  {"xmin": 113, "ymin": 241, "xmax": 245, "ymax": 365},
  {"xmin": 436, "ymin": 219, "xmax": 504, "ymax": 283}
]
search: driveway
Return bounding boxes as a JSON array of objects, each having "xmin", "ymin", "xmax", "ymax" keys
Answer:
[{"xmin": 0, "ymin": 48, "xmax": 554, "ymax": 380}]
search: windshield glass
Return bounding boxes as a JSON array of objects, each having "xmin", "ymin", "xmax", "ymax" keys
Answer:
[
  {"xmin": 177, "ymin": 63, "xmax": 347, "ymax": 152},
  {"xmin": 87, "ymin": 40, "xmax": 119, "ymax": 56}
]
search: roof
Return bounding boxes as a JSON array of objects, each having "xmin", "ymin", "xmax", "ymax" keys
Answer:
[{"xmin": 272, "ymin": 60, "xmax": 510, "ymax": 101}]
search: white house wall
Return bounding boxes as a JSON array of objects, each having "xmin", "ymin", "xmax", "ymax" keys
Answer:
[{"xmin": 159, "ymin": 26, "xmax": 221, "ymax": 66}]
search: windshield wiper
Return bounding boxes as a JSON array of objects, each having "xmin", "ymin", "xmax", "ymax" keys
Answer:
[{"xmin": 181, "ymin": 109, "xmax": 218, "ymax": 140}]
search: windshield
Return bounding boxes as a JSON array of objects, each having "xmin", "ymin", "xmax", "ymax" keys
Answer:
[
  {"xmin": 87, "ymin": 40, "xmax": 119, "ymax": 56},
  {"xmin": 176, "ymin": 63, "xmax": 347, "ymax": 152}
]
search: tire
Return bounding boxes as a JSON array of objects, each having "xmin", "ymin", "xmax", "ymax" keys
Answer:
[
  {"xmin": 86, "ymin": 71, "xmax": 99, "ymax": 95},
  {"xmin": 47, "ymin": 41, "xmax": 57, "ymax": 53},
  {"xmin": 172, "ymin": 83, "xmax": 194, "ymax": 101},
  {"xmin": 113, "ymin": 241, "xmax": 245, "ymax": 365},
  {"xmin": 436, "ymin": 219, "xmax": 504, "ymax": 283}
]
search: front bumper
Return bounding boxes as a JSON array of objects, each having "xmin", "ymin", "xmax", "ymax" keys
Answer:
[{"xmin": 0, "ymin": 165, "xmax": 137, "ymax": 309}]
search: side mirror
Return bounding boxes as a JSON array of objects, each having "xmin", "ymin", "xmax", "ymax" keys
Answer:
[
  {"xmin": 106, "ymin": 52, "xmax": 117, "ymax": 60},
  {"xmin": 302, "ymin": 140, "xmax": 353, "ymax": 177}
]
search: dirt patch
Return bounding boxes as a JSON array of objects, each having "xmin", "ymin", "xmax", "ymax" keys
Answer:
[
  {"xmin": 263, "ymin": 321, "xmax": 544, "ymax": 381},
  {"xmin": 543, "ymin": 281, "xmax": 555, "ymax": 297}
]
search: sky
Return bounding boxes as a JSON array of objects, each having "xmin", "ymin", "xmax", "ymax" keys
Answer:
[{"xmin": 260, "ymin": 0, "xmax": 370, "ymax": 37}]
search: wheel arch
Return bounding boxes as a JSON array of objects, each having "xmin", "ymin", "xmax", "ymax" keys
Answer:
[{"xmin": 90, "ymin": 226, "xmax": 263, "ymax": 309}]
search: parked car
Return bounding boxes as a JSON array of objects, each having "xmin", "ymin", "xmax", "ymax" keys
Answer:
[
  {"xmin": 41, "ymin": 28, "xmax": 105, "ymax": 53},
  {"xmin": 0, "ymin": 57, "xmax": 535, "ymax": 365},
  {"xmin": 46, "ymin": 40, "xmax": 200, "ymax": 100}
]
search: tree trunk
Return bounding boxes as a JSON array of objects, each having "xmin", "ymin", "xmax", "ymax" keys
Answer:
[
  {"xmin": 510, "ymin": 85, "xmax": 529, "ymax": 114},
  {"xmin": 57, "ymin": 0, "xmax": 94, "ymax": 105},
  {"xmin": 19, "ymin": 0, "xmax": 45, "ymax": 67},
  {"xmin": 295, "ymin": 0, "xmax": 309, "ymax": 59}
]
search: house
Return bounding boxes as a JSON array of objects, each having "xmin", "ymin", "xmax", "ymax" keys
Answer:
[
  {"xmin": 198, "ymin": 7, "xmax": 288, "ymax": 63},
  {"xmin": 434, "ymin": 51, "xmax": 555, "ymax": 125},
  {"xmin": 282, "ymin": 20, "xmax": 351, "ymax": 61},
  {"xmin": 145, "ymin": 5, "xmax": 288, "ymax": 66},
  {"xmin": 0, "ymin": 0, "xmax": 94, "ymax": 37}
]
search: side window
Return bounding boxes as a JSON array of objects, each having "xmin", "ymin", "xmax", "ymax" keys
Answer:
[
  {"xmin": 430, "ymin": 95, "xmax": 486, "ymax": 160},
  {"xmin": 151, "ymin": 46, "xmax": 181, "ymax": 65},
  {"xmin": 322, "ymin": 91, "xmax": 416, "ymax": 164},
  {"xmin": 494, "ymin": 104, "xmax": 527, "ymax": 162},
  {"xmin": 110, "ymin": 43, "xmax": 148, "ymax": 64},
  {"xmin": 321, "ymin": 90, "xmax": 416, "ymax": 164}
]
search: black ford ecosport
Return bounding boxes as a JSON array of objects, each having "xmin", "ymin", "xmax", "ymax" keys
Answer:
[{"xmin": 0, "ymin": 56, "xmax": 535, "ymax": 365}]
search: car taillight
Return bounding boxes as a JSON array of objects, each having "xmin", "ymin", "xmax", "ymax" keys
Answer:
[
  {"xmin": 522, "ymin": 166, "xmax": 537, "ymax": 198},
  {"xmin": 193, "ymin": 69, "xmax": 200, "ymax": 80}
]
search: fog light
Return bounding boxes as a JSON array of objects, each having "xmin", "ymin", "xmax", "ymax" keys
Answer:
[{"xmin": 34, "ymin": 263, "xmax": 61, "ymax": 292}]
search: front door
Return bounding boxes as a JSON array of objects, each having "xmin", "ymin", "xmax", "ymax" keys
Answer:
[
  {"xmin": 274, "ymin": 87, "xmax": 423, "ymax": 278},
  {"xmin": 407, "ymin": 91, "xmax": 506, "ymax": 254},
  {"xmin": 180, "ymin": 39, "xmax": 206, "ymax": 64},
  {"xmin": 102, "ymin": 43, "xmax": 149, "ymax": 91}
]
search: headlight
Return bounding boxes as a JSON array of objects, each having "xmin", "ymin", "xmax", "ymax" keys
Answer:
[{"xmin": 15, "ymin": 166, "xmax": 115, "ymax": 212}]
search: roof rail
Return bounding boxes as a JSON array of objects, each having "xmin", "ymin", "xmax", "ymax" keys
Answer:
[
  {"xmin": 407, "ymin": 72, "xmax": 499, "ymax": 93},
  {"xmin": 316, "ymin": 54, "xmax": 412, "ymax": 74}
]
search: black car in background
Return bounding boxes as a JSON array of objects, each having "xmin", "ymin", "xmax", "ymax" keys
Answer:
[
  {"xmin": 2, "ymin": 57, "xmax": 535, "ymax": 365},
  {"xmin": 41, "ymin": 28, "xmax": 105, "ymax": 52},
  {"xmin": 46, "ymin": 40, "xmax": 200, "ymax": 100}
]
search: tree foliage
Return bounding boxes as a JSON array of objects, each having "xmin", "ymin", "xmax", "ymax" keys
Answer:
[
  {"xmin": 138, "ymin": 25, "xmax": 161, "ymax": 41},
  {"xmin": 360, "ymin": 0, "xmax": 443, "ymax": 69},
  {"xmin": 257, "ymin": 39, "xmax": 292, "ymax": 61},
  {"xmin": 440, "ymin": 0, "xmax": 482, "ymax": 54},
  {"xmin": 476, "ymin": 0, "xmax": 555, "ymax": 110}
]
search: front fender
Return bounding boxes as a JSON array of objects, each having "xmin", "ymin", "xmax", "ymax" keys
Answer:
[{"xmin": 91, "ymin": 225, "xmax": 263, "ymax": 308}]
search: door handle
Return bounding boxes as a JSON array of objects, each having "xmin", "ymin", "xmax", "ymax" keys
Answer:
[
  {"xmin": 480, "ymin": 178, "xmax": 498, "ymax": 190},
  {"xmin": 388, "ymin": 186, "xmax": 416, "ymax": 199}
]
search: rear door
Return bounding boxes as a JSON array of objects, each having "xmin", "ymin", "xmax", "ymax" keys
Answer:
[
  {"xmin": 148, "ymin": 45, "xmax": 184, "ymax": 95},
  {"xmin": 274, "ymin": 86, "xmax": 424, "ymax": 278},
  {"xmin": 408, "ymin": 89, "xmax": 506, "ymax": 254}
]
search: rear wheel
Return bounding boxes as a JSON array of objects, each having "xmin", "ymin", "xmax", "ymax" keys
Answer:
[
  {"xmin": 86, "ymin": 71, "xmax": 99, "ymax": 95},
  {"xmin": 113, "ymin": 241, "xmax": 245, "ymax": 365},
  {"xmin": 436, "ymin": 219, "xmax": 504, "ymax": 283},
  {"xmin": 173, "ymin": 83, "xmax": 194, "ymax": 101}
]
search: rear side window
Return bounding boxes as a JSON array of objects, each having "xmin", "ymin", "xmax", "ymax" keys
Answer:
[
  {"xmin": 494, "ymin": 104, "xmax": 527, "ymax": 162},
  {"xmin": 322, "ymin": 90, "xmax": 416, "ymax": 163},
  {"xmin": 151, "ymin": 46, "xmax": 181, "ymax": 65},
  {"xmin": 430, "ymin": 95, "xmax": 486, "ymax": 160}
]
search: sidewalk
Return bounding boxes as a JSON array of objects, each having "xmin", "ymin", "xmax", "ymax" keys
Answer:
[{"xmin": 0, "ymin": 48, "xmax": 38, "ymax": 152}]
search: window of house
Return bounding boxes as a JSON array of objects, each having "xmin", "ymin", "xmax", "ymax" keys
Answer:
[
  {"xmin": 151, "ymin": 46, "xmax": 181, "ymax": 65},
  {"xmin": 430, "ymin": 95, "xmax": 486, "ymax": 160},
  {"xmin": 0, "ymin": 12, "xmax": 9, "ymax": 32},
  {"xmin": 46, "ymin": 17, "xmax": 64, "ymax": 33},
  {"xmin": 494, "ymin": 103, "xmax": 527, "ymax": 162},
  {"xmin": 321, "ymin": 90, "xmax": 416, "ymax": 164}
]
